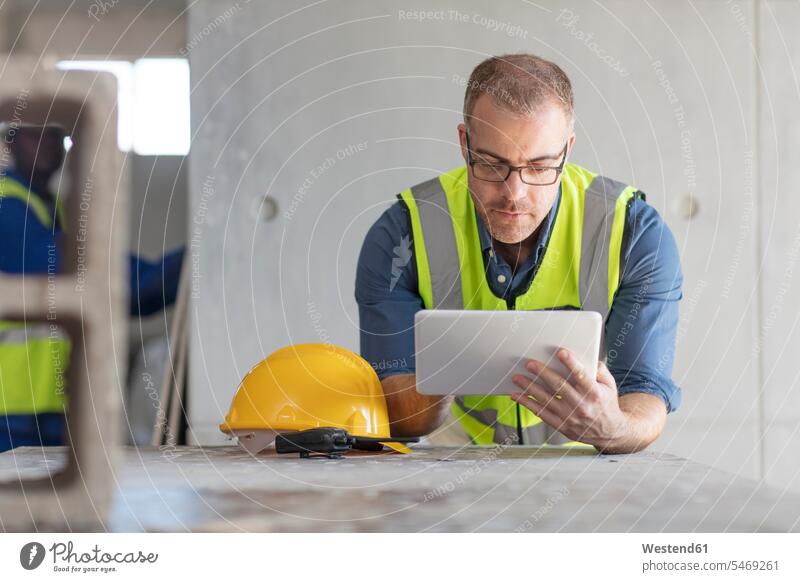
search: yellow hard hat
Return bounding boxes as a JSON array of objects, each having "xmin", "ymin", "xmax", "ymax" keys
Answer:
[{"xmin": 219, "ymin": 343, "xmax": 411, "ymax": 454}]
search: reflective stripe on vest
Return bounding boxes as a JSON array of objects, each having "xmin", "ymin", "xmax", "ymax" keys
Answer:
[
  {"xmin": 0, "ymin": 176, "xmax": 69, "ymax": 415},
  {"xmin": 0, "ymin": 321, "xmax": 70, "ymax": 415},
  {"xmin": 0, "ymin": 175, "xmax": 66, "ymax": 231},
  {"xmin": 399, "ymin": 163, "xmax": 640, "ymax": 445}
]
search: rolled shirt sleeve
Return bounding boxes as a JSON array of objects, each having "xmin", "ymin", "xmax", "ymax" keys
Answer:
[
  {"xmin": 605, "ymin": 196, "xmax": 683, "ymax": 413},
  {"xmin": 355, "ymin": 202, "xmax": 421, "ymax": 379}
]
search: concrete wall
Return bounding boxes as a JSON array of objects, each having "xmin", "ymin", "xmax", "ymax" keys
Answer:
[
  {"xmin": 757, "ymin": 0, "xmax": 800, "ymax": 492},
  {"xmin": 2, "ymin": 0, "xmax": 187, "ymax": 58},
  {"xmin": 129, "ymin": 154, "xmax": 188, "ymax": 260},
  {"xmin": 127, "ymin": 153, "xmax": 187, "ymax": 355},
  {"xmin": 186, "ymin": 0, "xmax": 800, "ymax": 493}
]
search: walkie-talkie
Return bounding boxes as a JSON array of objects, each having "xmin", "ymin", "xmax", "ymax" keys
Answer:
[
  {"xmin": 275, "ymin": 427, "xmax": 418, "ymax": 458},
  {"xmin": 275, "ymin": 427, "xmax": 354, "ymax": 458}
]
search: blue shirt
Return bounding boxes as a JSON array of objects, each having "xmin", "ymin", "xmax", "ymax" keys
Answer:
[
  {"xmin": 355, "ymin": 179, "xmax": 684, "ymax": 413},
  {"xmin": 0, "ymin": 171, "xmax": 183, "ymax": 317}
]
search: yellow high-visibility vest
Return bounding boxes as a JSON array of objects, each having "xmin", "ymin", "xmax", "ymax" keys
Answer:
[
  {"xmin": 0, "ymin": 175, "xmax": 69, "ymax": 415},
  {"xmin": 399, "ymin": 163, "xmax": 640, "ymax": 445}
]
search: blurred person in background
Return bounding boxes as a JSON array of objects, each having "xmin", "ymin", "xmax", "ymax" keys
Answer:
[{"xmin": 0, "ymin": 123, "xmax": 184, "ymax": 451}]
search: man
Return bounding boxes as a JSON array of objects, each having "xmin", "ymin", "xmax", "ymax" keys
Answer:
[
  {"xmin": 356, "ymin": 54, "xmax": 682, "ymax": 453},
  {"xmin": 0, "ymin": 123, "xmax": 183, "ymax": 451}
]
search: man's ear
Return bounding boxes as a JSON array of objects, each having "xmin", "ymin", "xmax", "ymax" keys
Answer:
[
  {"xmin": 457, "ymin": 123, "xmax": 468, "ymax": 163},
  {"xmin": 566, "ymin": 132, "xmax": 576, "ymax": 159}
]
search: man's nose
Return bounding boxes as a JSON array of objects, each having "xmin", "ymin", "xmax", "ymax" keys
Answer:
[{"xmin": 501, "ymin": 170, "xmax": 529, "ymax": 205}]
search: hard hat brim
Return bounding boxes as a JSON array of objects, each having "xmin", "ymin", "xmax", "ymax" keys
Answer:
[{"xmin": 380, "ymin": 441, "xmax": 412, "ymax": 454}]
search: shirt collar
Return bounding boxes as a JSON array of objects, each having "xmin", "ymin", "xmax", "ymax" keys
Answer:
[{"xmin": 475, "ymin": 183, "xmax": 562, "ymax": 256}]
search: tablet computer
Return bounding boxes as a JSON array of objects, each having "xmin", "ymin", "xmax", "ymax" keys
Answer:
[{"xmin": 414, "ymin": 309, "xmax": 602, "ymax": 395}]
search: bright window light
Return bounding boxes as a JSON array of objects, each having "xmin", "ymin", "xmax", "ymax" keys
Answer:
[
  {"xmin": 57, "ymin": 58, "xmax": 190, "ymax": 155},
  {"xmin": 131, "ymin": 59, "xmax": 191, "ymax": 155}
]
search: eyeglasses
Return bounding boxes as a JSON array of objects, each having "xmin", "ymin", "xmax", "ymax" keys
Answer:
[{"xmin": 465, "ymin": 133, "xmax": 568, "ymax": 186}]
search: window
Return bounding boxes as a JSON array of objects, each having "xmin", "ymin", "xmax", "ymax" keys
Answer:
[{"xmin": 57, "ymin": 58, "xmax": 191, "ymax": 155}]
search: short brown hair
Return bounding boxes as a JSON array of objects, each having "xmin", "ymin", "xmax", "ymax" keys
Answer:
[{"xmin": 463, "ymin": 54, "xmax": 574, "ymax": 126}]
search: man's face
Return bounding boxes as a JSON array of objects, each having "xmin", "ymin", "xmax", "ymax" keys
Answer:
[
  {"xmin": 11, "ymin": 127, "xmax": 66, "ymax": 177},
  {"xmin": 458, "ymin": 94, "xmax": 574, "ymax": 245}
]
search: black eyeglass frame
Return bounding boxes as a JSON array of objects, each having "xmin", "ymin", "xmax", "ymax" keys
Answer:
[{"xmin": 465, "ymin": 132, "xmax": 569, "ymax": 186}]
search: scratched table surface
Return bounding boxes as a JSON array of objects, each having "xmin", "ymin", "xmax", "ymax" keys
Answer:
[{"xmin": 1, "ymin": 445, "xmax": 799, "ymax": 532}]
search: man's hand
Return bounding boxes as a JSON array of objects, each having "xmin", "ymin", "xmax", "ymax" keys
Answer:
[
  {"xmin": 510, "ymin": 348, "xmax": 667, "ymax": 453},
  {"xmin": 381, "ymin": 373, "xmax": 453, "ymax": 438}
]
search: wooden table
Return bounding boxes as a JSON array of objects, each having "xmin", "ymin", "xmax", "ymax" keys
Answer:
[{"xmin": 2, "ymin": 445, "xmax": 798, "ymax": 532}]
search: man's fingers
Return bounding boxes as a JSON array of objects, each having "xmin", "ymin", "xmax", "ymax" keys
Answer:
[
  {"xmin": 556, "ymin": 348, "xmax": 596, "ymax": 391},
  {"xmin": 511, "ymin": 391, "xmax": 575, "ymax": 438},
  {"xmin": 524, "ymin": 357, "xmax": 583, "ymax": 402},
  {"xmin": 511, "ymin": 374, "xmax": 572, "ymax": 415}
]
